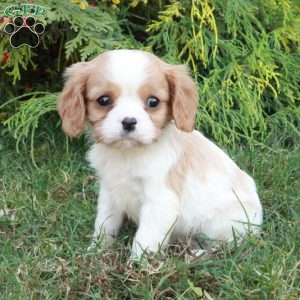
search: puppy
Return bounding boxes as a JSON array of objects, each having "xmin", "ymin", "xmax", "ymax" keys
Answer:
[{"xmin": 58, "ymin": 49, "xmax": 263, "ymax": 259}]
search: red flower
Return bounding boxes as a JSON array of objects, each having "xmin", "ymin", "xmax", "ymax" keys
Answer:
[{"xmin": 2, "ymin": 51, "xmax": 10, "ymax": 64}]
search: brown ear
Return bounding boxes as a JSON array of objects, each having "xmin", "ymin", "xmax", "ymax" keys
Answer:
[
  {"xmin": 57, "ymin": 62, "xmax": 90, "ymax": 137},
  {"xmin": 166, "ymin": 65, "xmax": 198, "ymax": 132}
]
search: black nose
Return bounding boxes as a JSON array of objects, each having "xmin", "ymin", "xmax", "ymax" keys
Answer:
[{"xmin": 122, "ymin": 117, "xmax": 137, "ymax": 132}]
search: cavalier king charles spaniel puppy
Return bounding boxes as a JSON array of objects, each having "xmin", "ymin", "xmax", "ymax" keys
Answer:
[{"xmin": 58, "ymin": 49, "xmax": 263, "ymax": 259}]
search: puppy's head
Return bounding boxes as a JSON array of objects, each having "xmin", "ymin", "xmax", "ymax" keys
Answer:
[{"xmin": 58, "ymin": 50, "xmax": 198, "ymax": 148}]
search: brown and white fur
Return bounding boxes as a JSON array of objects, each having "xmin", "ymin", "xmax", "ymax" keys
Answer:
[{"xmin": 58, "ymin": 49, "xmax": 263, "ymax": 259}]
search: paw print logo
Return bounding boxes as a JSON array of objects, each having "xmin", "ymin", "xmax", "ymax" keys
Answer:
[{"xmin": 3, "ymin": 16, "xmax": 45, "ymax": 48}]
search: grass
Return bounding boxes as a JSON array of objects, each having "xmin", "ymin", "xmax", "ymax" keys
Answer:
[{"xmin": 0, "ymin": 130, "xmax": 299, "ymax": 300}]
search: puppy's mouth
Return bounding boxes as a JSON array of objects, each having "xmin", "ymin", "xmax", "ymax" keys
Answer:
[
  {"xmin": 95, "ymin": 133, "xmax": 152, "ymax": 148},
  {"xmin": 120, "ymin": 130, "xmax": 134, "ymax": 139},
  {"xmin": 113, "ymin": 131, "xmax": 153, "ymax": 148},
  {"xmin": 111, "ymin": 138, "xmax": 142, "ymax": 149}
]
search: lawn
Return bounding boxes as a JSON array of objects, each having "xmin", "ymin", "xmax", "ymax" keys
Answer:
[{"xmin": 0, "ymin": 131, "xmax": 299, "ymax": 300}]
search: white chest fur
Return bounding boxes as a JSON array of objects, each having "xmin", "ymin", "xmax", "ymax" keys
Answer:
[{"xmin": 87, "ymin": 126, "xmax": 179, "ymax": 223}]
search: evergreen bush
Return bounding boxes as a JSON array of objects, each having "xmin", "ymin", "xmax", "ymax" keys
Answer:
[{"xmin": 0, "ymin": 0, "xmax": 299, "ymax": 149}]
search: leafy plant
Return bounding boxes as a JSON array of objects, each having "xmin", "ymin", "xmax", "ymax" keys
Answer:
[
  {"xmin": 1, "ymin": 0, "xmax": 299, "ymax": 152},
  {"xmin": 146, "ymin": 0, "xmax": 300, "ymax": 146},
  {"xmin": 0, "ymin": 92, "xmax": 57, "ymax": 165},
  {"xmin": 0, "ymin": 0, "xmax": 139, "ymax": 88}
]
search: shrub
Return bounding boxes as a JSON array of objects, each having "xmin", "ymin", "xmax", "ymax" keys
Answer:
[{"xmin": 1, "ymin": 0, "xmax": 299, "ymax": 150}]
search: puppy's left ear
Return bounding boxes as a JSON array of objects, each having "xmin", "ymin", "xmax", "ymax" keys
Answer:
[{"xmin": 166, "ymin": 65, "xmax": 198, "ymax": 132}]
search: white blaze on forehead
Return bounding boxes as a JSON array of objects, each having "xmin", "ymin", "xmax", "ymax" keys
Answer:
[{"xmin": 106, "ymin": 50, "xmax": 150, "ymax": 91}]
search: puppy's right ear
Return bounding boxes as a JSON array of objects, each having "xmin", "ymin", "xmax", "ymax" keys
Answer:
[{"xmin": 57, "ymin": 62, "xmax": 90, "ymax": 137}]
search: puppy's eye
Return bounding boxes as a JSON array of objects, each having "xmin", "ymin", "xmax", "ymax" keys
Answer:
[
  {"xmin": 146, "ymin": 96, "xmax": 160, "ymax": 108},
  {"xmin": 97, "ymin": 95, "xmax": 112, "ymax": 106}
]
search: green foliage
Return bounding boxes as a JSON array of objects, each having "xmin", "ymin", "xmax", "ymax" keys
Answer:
[
  {"xmin": 0, "ymin": 41, "xmax": 34, "ymax": 84},
  {"xmin": 44, "ymin": 0, "xmax": 138, "ymax": 61},
  {"xmin": 0, "ymin": 0, "xmax": 138, "ymax": 88},
  {"xmin": 0, "ymin": 92, "xmax": 57, "ymax": 166},
  {"xmin": 0, "ymin": 0, "xmax": 299, "ymax": 149},
  {"xmin": 147, "ymin": 0, "xmax": 300, "ymax": 146}
]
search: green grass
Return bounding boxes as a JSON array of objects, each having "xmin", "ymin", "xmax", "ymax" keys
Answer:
[{"xmin": 0, "ymin": 132, "xmax": 299, "ymax": 300}]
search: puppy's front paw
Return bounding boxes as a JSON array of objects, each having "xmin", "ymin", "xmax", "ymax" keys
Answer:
[
  {"xmin": 128, "ymin": 248, "xmax": 152, "ymax": 267},
  {"xmin": 129, "ymin": 249, "xmax": 144, "ymax": 262},
  {"xmin": 130, "ymin": 239, "xmax": 159, "ymax": 261},
  {"xmin": 87, "ymin": 234, "xmax": 115, "ymax": 252},
  {"xmin": 130, "ymin": 239, "xmax": 145, "ymax": 260},
  {"xmin": 87, "ymin": 240, "xmax": 98, "ymax": 252}
]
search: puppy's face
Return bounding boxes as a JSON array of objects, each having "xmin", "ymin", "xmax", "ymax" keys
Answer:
[{"xmin": 58, "ymin": 50, "xmax": 198, "ymax": 148}]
